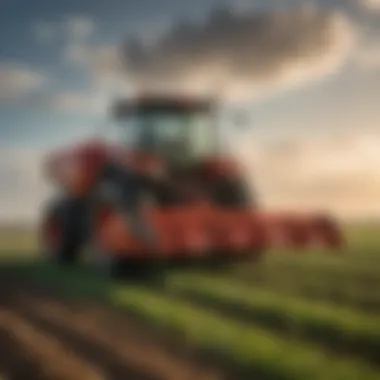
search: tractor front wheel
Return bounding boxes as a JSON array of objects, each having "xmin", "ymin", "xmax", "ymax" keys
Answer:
[
  {"xmin": 41, "ymin": 197, "xmax": 87, "ymax": 266},
  {"xmin": 88, "ymin": 242, "xmax": 125, "ymax": 277}
]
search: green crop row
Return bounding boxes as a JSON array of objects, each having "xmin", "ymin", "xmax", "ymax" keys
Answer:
[
  {"xmin": 233, "ymin": 258, "xmax": 380, "ymax": 287},
  {"xmin": 14, "ymin": 263, "xmax": 380, "ymax": 380},
  {"xmin": 164, "ymin": 273, "xmax": 380, "ymax": 364},
  {"xmin": 225, "ymin": 268, "xmax": 380, "ymax": 313},
  {"xmin": 230, "ymin": 259, "xmax": 380, "ymax": 304},
  {"xmin": 111, "ymin": 287, "xmax": 380, "ymax": 380}
]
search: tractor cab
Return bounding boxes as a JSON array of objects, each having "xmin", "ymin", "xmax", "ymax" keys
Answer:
[{"xmin": 111, "ymin": 96, "xmax": 220, "ymax": 169}]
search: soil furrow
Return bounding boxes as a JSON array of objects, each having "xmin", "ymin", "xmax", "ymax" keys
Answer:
[
  {"xmin": 0, "ymin": 326, "xmax": 48, "ymax": 380},
  {"xmin": 9, "ymin": 304, "xmax": 158, "ymax": 380},
  {"xmin": 0, "ymin": 310, "xmax": 105, "ymax": 380},
  {"xmin": 15, "ymin": 293, "xmax": 225, "ymax": 380}
]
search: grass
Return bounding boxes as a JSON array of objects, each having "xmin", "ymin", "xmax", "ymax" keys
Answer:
[
  {"xmin": 1, "ymin": 221, "xmax": 380, "ymax": 379},
  {"xmin": 0, "ymin": 226, "xmax": 37, "ymax": 256}
]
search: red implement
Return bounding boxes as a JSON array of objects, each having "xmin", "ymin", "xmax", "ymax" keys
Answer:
[{"xmin": 95, "ymin": 207, "xmax": 344, "ymax": 260}]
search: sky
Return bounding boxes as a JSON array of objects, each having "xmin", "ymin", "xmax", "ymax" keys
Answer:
[{"xmin": 0, "ymin": 0, "xmax": 380, "ymax": 223}]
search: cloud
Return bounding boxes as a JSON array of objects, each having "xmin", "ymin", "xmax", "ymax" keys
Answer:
[
  {"xmin": 355, "ymin": 41, "xmax": 380, "ymax": 69},
  {"xmin": 60, "ymin": 15, "xmax": 97, "ymax": 66},
  {"xmin": 0, "ymin": 148, "xmax": 51, "ymax": 224},
  {"xmin": 52, "ymin": 91, "xmax": 90, "ymax": 111},
  {"xmin": 65, "ymin": 16, "xmax": 95, "ymax": 43},
  {"xmin": 61, "ymin": 43, "xmax": 130, "ymax": 115},
  {"xmin": 361, "ymin": 0, "xmax": 380, "ymax": 10},
  {"xmin": 121, "ymin": 5, "xmax": 355, "ymax": 101},
  {"xmin": 237, "ymin": 131, "xmax": 380, "ymax": 219},
  {"xmin": 64, "ymin": 43, "xmax": 127, "ymax": 88},
  {"xmin": 61, "ymin": 15, "xmax": 96, "ymax": 75},
  {"xmin": 52, "ymin": 90, "xmax": 110, "ymax": 116},
  {"xmin": 33, "ymin": 21, "xmax": 57, "ymax": 44},
  {"xmin": 0, "ymin": 65, "xmax": 47, "ymax": 101},
  {"xmin": 59, "ymin": 4, "xmax": 355, "ymax": 108},
  {"xmin": 34, "ymin": 15, "xmax": 94, "ymax": 46},
  {"xmin": 82, "ymin": 45, "xmax": 126, "ymax": 88}
]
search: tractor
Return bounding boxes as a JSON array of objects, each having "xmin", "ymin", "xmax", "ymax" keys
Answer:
[{"xmin": 40, "ymin": 94, "xmax": 344, "ymax": 274}]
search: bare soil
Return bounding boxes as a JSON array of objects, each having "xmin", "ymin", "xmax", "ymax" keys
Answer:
[{"xmin": 0, "ymin": 275, "xmax": 227, "ymax": 380}]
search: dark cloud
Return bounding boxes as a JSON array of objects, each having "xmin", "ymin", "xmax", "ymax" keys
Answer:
[{"xmin": 121, "ymin": 5, "xmax": 353, "ymax": 99}]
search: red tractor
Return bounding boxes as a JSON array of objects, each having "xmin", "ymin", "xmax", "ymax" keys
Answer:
[{"xmin": 40, "ymin": 95, "xmax": 344, "ymax": 274}]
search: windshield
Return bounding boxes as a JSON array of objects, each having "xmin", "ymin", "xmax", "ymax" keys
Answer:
[{"xmin": 115, "ymin": 111, "xmax": 218, "ymax": 160}]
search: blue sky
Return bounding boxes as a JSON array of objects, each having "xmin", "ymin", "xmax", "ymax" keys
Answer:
[
  {"xmin": 0, "ymin": 0, "xmax": 380, "ymax": 222},
  {"xmin": 0, "ymin": 0, "xmax": 379, "ymax": 148},
  {"xmin": 0, "ymin": 0, "xmax": 215, "ymax": 147}
]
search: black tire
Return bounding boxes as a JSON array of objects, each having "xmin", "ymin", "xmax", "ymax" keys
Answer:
[
  {"xmin": 90, "ymin": 243, "xmax": 159, "ymax": 278},
  {"xmin": 41, "ymin": 197, "xmax": 88, "ymax": 265},
  {"xmin": 90, "ymin": 244, "xmax": 125, "ymax": 277}
]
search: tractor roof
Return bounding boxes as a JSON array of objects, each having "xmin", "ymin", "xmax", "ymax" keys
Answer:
[{"xmin": 112, "ymin": 95, "xmax": 214, "ymax": 118}]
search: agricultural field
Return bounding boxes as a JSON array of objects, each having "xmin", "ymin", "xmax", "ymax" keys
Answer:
[{"xmin": 0, "ymin": 222, "xmax": 379, "ymax": 380}]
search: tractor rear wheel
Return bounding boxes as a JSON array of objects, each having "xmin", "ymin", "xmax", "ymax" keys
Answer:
[{"xmin": 41, "ymin": 197, "xmax": 88, "ymax": 265}]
